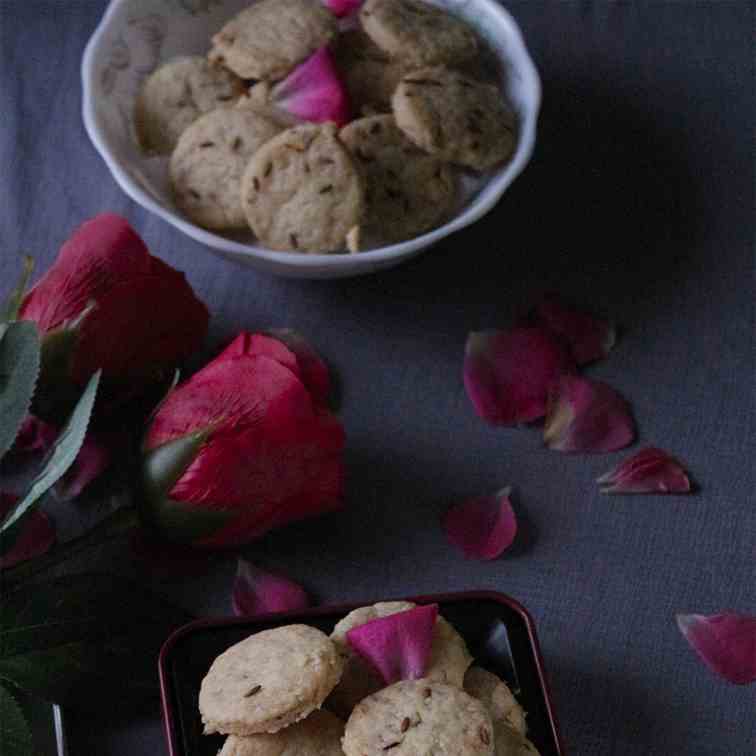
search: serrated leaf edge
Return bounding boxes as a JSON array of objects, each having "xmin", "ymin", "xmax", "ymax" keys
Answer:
[
  {"xmin": 0, "ymin": 370, "xmax": 100, "ymax": 534},
  {"xmin": 0, "ymin": 322, "xmax": 41, "ymax": 466}
]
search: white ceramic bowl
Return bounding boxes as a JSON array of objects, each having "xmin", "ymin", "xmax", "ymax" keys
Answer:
[{"xmin": 82, "ymin": 0, "xmax": 541, "ymax": 278}]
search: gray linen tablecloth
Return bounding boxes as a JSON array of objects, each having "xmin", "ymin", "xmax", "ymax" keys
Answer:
[{"xmin": 1, "ymin": 1, "xmax": 754, "ymax": 754}]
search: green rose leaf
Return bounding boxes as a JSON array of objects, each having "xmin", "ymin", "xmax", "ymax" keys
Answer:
[
  {"xmin": 0, "ymin": 370, "xmax": 100, "ymax": 536},
  {"xmin": 0, "ymin": 573, "xmax": 191, "ymax": 705},
  {"xmin": 1, "ymin": 256, "xmax": 34, "ymax": 323},
  {"xmin": 0, "ymin": 321, "xmax": 40, "ymax": 466},
  {"xmin": 0, "ymin": 682, "xmax": 33, "ymax": 756}
]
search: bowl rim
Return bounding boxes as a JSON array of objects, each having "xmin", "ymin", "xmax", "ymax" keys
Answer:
[
  {"xmin": 157, "ymin": 589, "xmax": 565, "ymax": 755},
  {"xmin": 82, "ymin": 0, "xmax": 542, "ymax": 270}
]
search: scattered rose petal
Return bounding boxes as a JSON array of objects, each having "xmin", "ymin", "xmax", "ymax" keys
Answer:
[
  {"xmin": 322, "ymin": 0, "xmax": 362, "ymax": 17},
  {"xmin": 346, "ymin": 604, "xmax": 438, "ymax": 684},
  {"xmin": 0, "ymin": 492, "xmax": 56, "ymax": 569},
  {"xmin": 442, "ymin": 488, "xmax": 518, "ymax": 560},
  {"xmin": 12, "ymin": 415, "xmax": 58, "ymax": 454},
  {"xmin": 10, "ymin": 415, "xmax": 110, "ymax": 499},
  {"xmin": 232, "ymin": 559, "xmax": 310, "ymax": 617},
  {"xmin": 532, "ymin": 293, "xmax": 616, "ymax": 366},
  {"xmin": 464, "ymin": 328, "xmax": 575, "ymax": 425},
  {"xmin": 598, "ymin": 447, "xmax": 691, "ymax": 494},
  {"xmin": 271, "ymin": 47, "xmax": 350, "ymax": 127},
  {"xmin": 544, "ymin": 375, "xmax": 635, "ymax": 453},
  {"xmin": 677, "ymin": 612, "xmax": 756, "ymax": 685},
  {"xmin": 57, "ymin": 432, "xmax": 111, "ymax": 500}
]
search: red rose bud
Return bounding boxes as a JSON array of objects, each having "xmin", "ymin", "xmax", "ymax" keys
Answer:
[
  {"xmin": 141, "ymin": 332, "xmax": 345, "ymax": 547},
  {"xmin": 18, "ymin": 214, "xmax": 209, "ymax": 408}
]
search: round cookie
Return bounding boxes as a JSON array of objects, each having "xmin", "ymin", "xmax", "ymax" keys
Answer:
[
  {"xmin": 199, "ymin": 624, "xmax": 343, "ymax": 736},
  {"xmin": 342, "ymin": 680, "xmax": 495, "ymax": 756},
  {"xmin": 340, "ymin": 115, "xmax": 456, "ymax": 243},
  {"xmin": 241, "ymin": 124, "xmax": 364, "ymax": 253},
  {"xmin": 464, "ymin": 667, "xmax": 527, "ymax": 736},
  {"xmin": 392, "ymin": 66, "xmax": 517, "ymax": 171},
  {"xmin": 170, "ymin": 107, "xmax": 282, "ymax": 230},
  {"xmin": 209, "ymin": 0, "xmax": 337, "ymax": 81},
  {"xmin": 218, "ymin": 710, "xmax": 344, "ymax": 756},
  {"xmin": 237, "ymin": 83, "xmax": 300, "ymax": 129},
  {"xmin": 331, "ymin": 30, "xmax": 405, "ymax": 114},
  {"xmin": 360, "ymin": 0, "xmax": 478, "ymax": 68},
  {"xmin": 134, "ymin": 56, "xmax": 244, "ymax": 155},
  {"xmin": 493, "ymin": 723, "xmax": 541, "ymax": 756},
  {"xmin": 328, "ymin": 601, "xmax": 472, "ymax": 718}
]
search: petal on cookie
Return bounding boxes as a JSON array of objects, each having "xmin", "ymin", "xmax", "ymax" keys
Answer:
[
  {"xmin": 272, "ymin": 47, "xmax": 351, "ymax": 127},
  {"xmin": 676, "ymin": 612, "xmax": 756, "ymax": 685},
  {"xmin": 232, "ymin": 559, "xmax": 310, "ymax": 617},
  {"xmin": 544, "ymin": 375, "xmax": 635, "ymax": 453},
  {"xmin": 532, "ymin": 293, "xmax": 616, "ymax": 366},
  {"xmin": 322, "ymin": 0, "xmax": 363, "ymax": 18},
  {"xmin": 0, "ymin": 492, "xmax": 56, "ymax": 569},
  {"xmin": 346, "ymin": 603, "xmax": 438, "ymax": 684},
  {"xmin": 442, "ymin": 488, "xmax": 517, "ymax": 561},
  {"xmin": 464, "ymin": 328, "xmax": 575, "ymax": 425},
  {"xmin": 598, "ymin": 447, "xmax": 691, "ymax": 494}
]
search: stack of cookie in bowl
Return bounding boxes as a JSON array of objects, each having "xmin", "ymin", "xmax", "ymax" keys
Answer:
[
  {"xmin": 135, "ymin": 0, "xmax": 516, "ymax": 254},
  {"xmin": 198, "ymin": 601, "xmax": 540, "ymax": 755}
]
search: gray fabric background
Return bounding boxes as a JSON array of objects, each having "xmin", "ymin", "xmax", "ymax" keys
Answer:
[{"xmin": 1, "ymin": 1, "xmax": 754, "ymax": 754}]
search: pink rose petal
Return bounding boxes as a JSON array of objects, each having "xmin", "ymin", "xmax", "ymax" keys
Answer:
[
  {"xmin": 266, "ymin": 329, "xmax": 331, "ymax": 408},
  {"xmin": 11, "ymin": 415, "xmax": 110, "ymax": 499},
  {"xmin": 0, "ymin": 492, "xmax": 56, "ymax": 569},
  {"xmin": 58, "ymin": 432, "xmax": 111, "ymax": 500},
  {"xmin": 533, "ymin": 293, "xmax": 616, "ymax": 366},
  {"xmin": 346, "ymin": 604, "xmax": 438, "ymax": 684},
  {"xmin": 232, "ymin": 559, "xmax": 310, "ymax": 617},
  {"xmin": 544, "ymin": 375, "xmax": 635, "ymax": 453},
  {"xmin": 13, "ymin": 415, "xmax": 58, "ymax": 454},
  {"xmin": 598, "ymin": 447, "xmax": 691, "ymax": 494},
  {"xmin": 464, "ymin": 328, "xmax": 575, "ymax": 426},
  {"xmin": 442, "ymin": 488, "xmax": 517, "ymax": 560},
  {"xmin": 322, "ymin": 0, "xmax": 362, "ymax": 18},
  {"xmin": 677, "ymin": 612, "xmax": 756, "ymax": 685},
  {"xmin": 271, "ymin": 47, "xmax": 351, "ymax": 127}
]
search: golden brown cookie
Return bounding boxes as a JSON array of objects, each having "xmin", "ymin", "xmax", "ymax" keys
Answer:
[
  {"xmin": 360, "ymin": 0, "xmax": 478, "ymax": 68},
  {"xmin": 464, "ymin": 667, "xmax": 527, "ymax": 736},
  {"xmin": 340, "ymin": 114, "xmax": 456, "ymax": 243},
  {"xmin": 342, "ymin": 680, "xmax": 494, "ymax": 756},
  {"xmin": 218, "ymin": 710, "xmax": 344, "ymax": 756},
  {"xmin": 241, "ymin": 124, "xmax": 364, "ymax": 253},
  {"xmin": 392, "ymin": 66, "xmax": 517, "ymax": 171},
  {"xmin": 199, "ymin": 625, "xmax": 343, "ymax": 736},
  {"xmin": 169, "ymin": 107, "xmax": 282, "ymax": 230},
  {"xmin": 209, "ymin": 0, "xmax": 337, "ymax": 80},
  {"xmin": 135, "ymin": 56, "xmax": 244, "ymax": 154}
]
